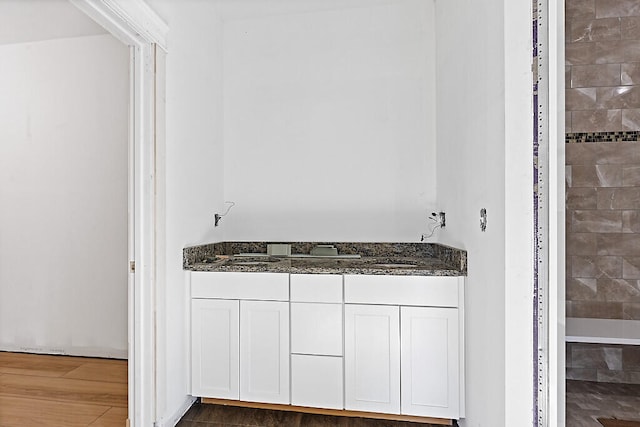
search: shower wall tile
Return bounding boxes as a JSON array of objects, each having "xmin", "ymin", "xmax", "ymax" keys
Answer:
[
  {"xmin": 622, "ymin": 165, "xmax": 640, "ymax": 185},
  {"xmin": 567, "ymin": 142, "xmax": 598, "ymax": 164},
  {"xmin": 568, "ymin": 0, "xmax": 596, "ymax": 21},
  {"xmin": 622, "ymin": 108, "xmax": 640, "ymax": 130},
  {"xmin": 596, "ymin": 86, "xmax": 640, "ymax": 109},
  {"xmin": 595, "ymin": 142, "xmax": 640, "ymax": 164},
  {"xmin": 594, "ymin": 40, "xmax": 640, "ymax": 64},
  {"xmin": 572, "ymin": 256, "xmax": 599, "ymax": 277},
  {"xmin": 565, "ymin": 0, "xmax": 596, "ymax": 19},
  {"xmin": 623, "ymin": 210, "xmax": 640, "ymax": 233},
  {"xmin": 597, "ymin": 369, "xmax": 640, "ymax": 383},
  {"xmin": 597, "ymin": 255, "xmax": 623, "ymax": 277},
  {"xmin": 566, "ymin": 342, "xmax": 640, "ymax": 385},
  {"xmin": 567, "ymin": 0, "xmax": 640, "ymax": 362},
  {"xmin": 596, "ymin": 0, "xmax": 640, "ymax": 18},
  {"xmin": 623, "ymin": 257, "xmax": 640, "ymax": 277},
  {"xmin": 623, "ymin": 302, "xmax": 640, "ymax": 319},
  {"xmin": 567, "ymin": 277, "xmax": 598, "ymax": 300},
  {"xmin": 622, "ymin": 346, "xmax": 640, "ymax": 369},
  {"xmin": 572, "ymin": 164, "xmax": 622, "ymax": 187},
  {"xmin": 596, "ymin": 187, "xmax": 640, "ymax": 209},
  {"xmin": 566, "ymin": 42, "xmax": 598, "ymax": 66},
  {"xmin": 572, "ymin": 210, "xmax": 622, "ymax": 232},
  {"xmin": 572, "ymin": 64, "xmax": 621, "ymax": 87},
  {"xmin": 596, "ymin": 277, "xmax": 640, "ymax": 302},
  {"xmin": 621, "ymin": 62, "xmax": 640, "ymax": 85},
  {"xmin": 567, "ymin": 88, "xmax": 597, "ymax": 110},
  {"xmin": 621, "ymin": 16, "xmax": 640, "ymax": 39},
  {"xmin": 567, "ymin": 187, "xmax": 598, "ymax": 209},
  {"xmin": 571, "ymin": 17, "xmax": 621, "ymax": 42},
  {"xmin": 597, "ymin": 233, "xmax": 640, "ymax": 255},
  {"xmin": 567, "ymin": 232, "xmax": 598, "ymax": 255},
  {"xmin": 566, "ymin": 367, "xmax": 598, "ymax": 381},
  {"xmin": 566, "ymin": 300, "xmax": 624, "ymax": 318},
  {"xmin": 571, "ymin": 109, "xmax": 621, "ymax": 132}
]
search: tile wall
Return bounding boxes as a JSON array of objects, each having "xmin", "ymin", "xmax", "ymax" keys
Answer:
[
  {"xmin": 566, "ymin": 0, "xmax": 640, "ymax": 385},
  {"xmin": 566, "ymin": 342, "xmax": 640, "ymax": 383},
  {"xmin": 566, "ymin": 0, "xmax": 640, "ymax": 132}
]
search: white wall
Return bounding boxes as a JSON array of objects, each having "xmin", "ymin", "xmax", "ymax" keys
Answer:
[
  {"xmin": 0, "ymin": 34, "xmax": 129, "ymax": 358},
  {"xmin": 435, "ymin": 1, "xmax": 534, "ymax": 426},
  {"xmin": 145, "ymin": 0, "xmax": 537, "ymax": 425},
  {"xmin": 222, "ymin": 0, "xmax": 437, "ymax": 242},
  {"xmin": 144, "ymin": 0, "xmax": 226, "ymax": 423}
]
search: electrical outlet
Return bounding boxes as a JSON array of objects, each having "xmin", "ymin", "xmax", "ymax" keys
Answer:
[{"xmin": 436, "ymin": 211, "xmax": 446, "ymax": 228}]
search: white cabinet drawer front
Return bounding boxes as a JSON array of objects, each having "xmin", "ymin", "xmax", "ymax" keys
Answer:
[
  {"xmin": 344, "ymin": 275, "xmax": 460, "ymax": 307},
  {"xmin": 291, "ymin": 354, "xmax": 344, "ymax": 410},
  {"xmin": 291, "ymin": 303, "xmax": 343, "ymax": 356},
  {"xmin": 191, "ymin": 299, "xmax": 239, "ymax": 399},
  {"xmin": 290, "ymin": 274, "xmax": 342, "ymax": 303},
  {"xmin": 191, "ymin": 272, "xmax": 289, "ymax": 301}
]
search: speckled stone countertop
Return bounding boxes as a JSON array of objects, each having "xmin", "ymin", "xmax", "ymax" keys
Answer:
[{"xmin": 183, "ymin": 242, "xmax": 466, "ymax": 277}]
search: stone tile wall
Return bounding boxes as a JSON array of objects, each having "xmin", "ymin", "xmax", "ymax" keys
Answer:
[
  {"xmin": 566, "ymin": 0, "xmax": 640, "ymax": 385},
  {"xmin": 566, "ymin": 141, "xmax": 640, "ymax": 320},
  {"xmin": 567, "ymin": 342, "xmax": 640, "ymax": 383},
  {"xmin": 566, "ymin": 0, "xmax": 640, "ymax": 132}
]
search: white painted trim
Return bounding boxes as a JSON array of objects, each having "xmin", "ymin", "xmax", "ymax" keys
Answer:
[
  {"xmin": 548, "ymin": 1, "xmax": 566, "ymax": 427},
  {"xmin": 154, "ymin": 396, "xmax": 197, "ymax": 427},
  {"xmin": 69, "ymin": 1, "xmax": 166, "ymax": 426},
  {"xmin": 0, "ymin": 345, "xmax": 127, "ymax": 360},
  {"xmin": 71, "ymin": 0, "xmax": 167, "ymax": 50},
  {"xmin": 566, "ymin": 318, "xmax": 640, "ymax": 345}
]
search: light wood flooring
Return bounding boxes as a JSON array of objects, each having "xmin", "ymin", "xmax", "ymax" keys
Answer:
[{"xmin": 0, "ymin": 351, "xmax": 127, "ymax": 427}]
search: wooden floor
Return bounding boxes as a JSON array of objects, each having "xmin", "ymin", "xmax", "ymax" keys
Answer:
[{"xmin": 0, "ymin": 351, "xmax": 127, "ymax": 427}]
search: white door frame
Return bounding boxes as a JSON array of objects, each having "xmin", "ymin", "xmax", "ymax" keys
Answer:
[
  {"xmin": 69, "ymin": 1, "xmax": 167, "ymax": 426},
  {"xmin": 536, "ymin": 0, "xmax": 566, "ymax": 426}
]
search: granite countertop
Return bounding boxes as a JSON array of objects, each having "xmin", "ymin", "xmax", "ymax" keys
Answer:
[{"xmin": 183, "ymin": 242, "xmax": 466, "ymax": 277}]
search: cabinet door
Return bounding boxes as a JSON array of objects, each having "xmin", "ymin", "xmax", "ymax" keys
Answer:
[
  {"xmin": 401, "ymin": 306, "xmax": 459, "ymax": 418},
  {"xmin": 291, "ymin": 354, "xmax": 343, "ymax": 409},
  {"xmin": 240, "ymin": 300, "xmax": 290, "ymax": 404},
  {"xmin": 191, "ymin": 299, "xmax": 239, "ymax": 399},
  {"xmin": 344, "ymin": 304, "xmax": 400, "ymax": 414}
]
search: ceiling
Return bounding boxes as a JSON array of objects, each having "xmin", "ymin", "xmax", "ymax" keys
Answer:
[{"xmin": 0, "ymin": 0, "xmax": 107, "ymax": 46}]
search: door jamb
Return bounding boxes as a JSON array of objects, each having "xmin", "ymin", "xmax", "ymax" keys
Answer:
[{"xmin": 69, "ymin": 1, "xmax": 168, "ymax": 426}]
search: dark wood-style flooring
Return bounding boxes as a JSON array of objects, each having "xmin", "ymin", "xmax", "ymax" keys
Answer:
[
  {"xmin": 177, "ymin": 402, "xmax": 457, "ymax": 427},
  {"xmin": 566, "ymin": 380, "xmax": 640, "ymax": 427},
  {"xmin": 0, "ymin": 351, "xmax": 127, "ymax": 426}
]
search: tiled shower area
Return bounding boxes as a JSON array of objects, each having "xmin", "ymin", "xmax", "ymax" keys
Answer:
[{"xmin": 565, "ymin": 0, "xmax": 640, "ymax": 425}]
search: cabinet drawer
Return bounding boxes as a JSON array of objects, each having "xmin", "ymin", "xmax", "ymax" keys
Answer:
[
  {"xmin": 291, "ymin": 303, "xmax": 342, "ymax": 356},
  {"xmin": 344, "ymin": 275, "xmax": 460, "ymax": 307},
  {"xmin": 191, "ymin": 272, "xmax": 289, "ymax": 301},
  {"xmin": 291, "ymin": 354, "xmax": 343, "ymax": 410},
  {"xmin": 290, "ymin": 274, "xmax": 342, "ymax": 303}
]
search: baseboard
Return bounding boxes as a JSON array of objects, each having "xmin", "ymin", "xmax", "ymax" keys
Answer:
[
  {"xmin": 0, "ymin": 343, "xmax": 127, "ymax": 359},
  {"xmin": 154, "ymin": 396, "xmax": 197, "ymax": 427}
]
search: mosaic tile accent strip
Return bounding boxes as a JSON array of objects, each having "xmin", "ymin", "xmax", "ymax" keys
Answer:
[{"xmin": 567, "ymin": 131, "xmax": 640, "ymax": 143}]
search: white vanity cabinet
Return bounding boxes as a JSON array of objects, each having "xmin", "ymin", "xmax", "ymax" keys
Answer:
[
  {"xmin": 289, "ymin": 274, "xmax": 344, "ymax": 410},
  {"xmin": 344, "ymin": 275, "xmax": 464, "ymax": 419},
  {"xmin": 190, "ymin": 272, "xmax": 290, "ymax": 405},
  {"xmin": 189, "ymin": 270, "xmax": 465, "ymax": 422}
]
